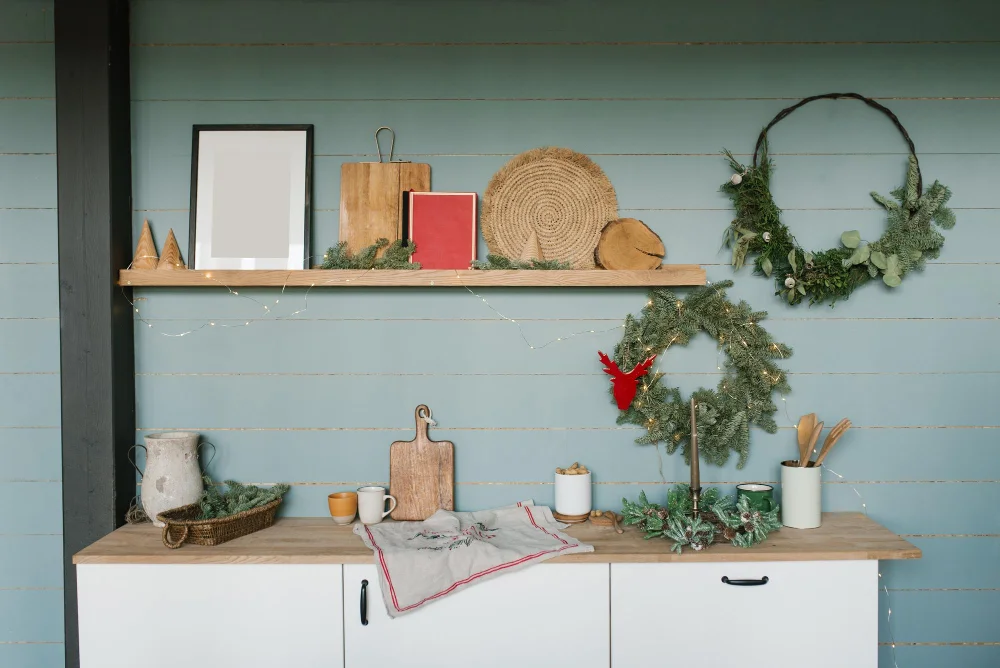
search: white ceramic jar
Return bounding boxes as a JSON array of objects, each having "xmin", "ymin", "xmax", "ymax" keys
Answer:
[
  {"xmin": 780, "ymin": 460, "xmax": 822, "ymax": 529},
  {"xmin": 134, "ymin": 432, "xmax": 207, "ymax": 527},
  {"xmin": 554, "ymin": 471, "xmax": 592, "ymax": 516}
]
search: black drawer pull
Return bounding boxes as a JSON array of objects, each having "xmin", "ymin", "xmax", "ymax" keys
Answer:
[
  {"xmin": 722, "ymin": 576, "xmax": 769, "ymax": 586},
  {"xmin": 360, "ymin": 579, "xmax": 369, "ymax": 625}
]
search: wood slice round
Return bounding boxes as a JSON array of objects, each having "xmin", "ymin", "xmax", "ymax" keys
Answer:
[
  {"xmin": 552, "ymin": 510, "xmax": 590, "ymax": 523},
  {"xmin": 481, "ymin": 147, "xmax": 618, "ymax": 269},
  {"xmin": 594, "ymin": 218, "xmax": 665, "ymax": 270}
]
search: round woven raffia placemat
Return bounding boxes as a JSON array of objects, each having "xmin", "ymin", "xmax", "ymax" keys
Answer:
[{"xmin": 481, "ymin": 147, "xmax": 618, "ymax": 269}]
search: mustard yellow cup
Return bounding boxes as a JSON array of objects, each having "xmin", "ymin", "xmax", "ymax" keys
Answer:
[{"xmin": 328, "ymin": 492, "xmax": 358, "ymax": 525}]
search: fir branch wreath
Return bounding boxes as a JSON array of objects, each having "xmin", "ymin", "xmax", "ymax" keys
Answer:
[
  {"xmin": 608, "ymin": 281, "xmax": 791, "ymax": 468},
  {"xmin": 722, "ymin": 93, "xmax": 955, "ymax": 306}
]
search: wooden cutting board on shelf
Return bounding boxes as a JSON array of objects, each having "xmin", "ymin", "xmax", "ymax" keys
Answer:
[
  {"xmin": 339, "ymin": 161, "xmax": 431, "ymax": 255},
  {"xmin": 389, "ymin": 405, "xmax": 454, "ymax": 520}
]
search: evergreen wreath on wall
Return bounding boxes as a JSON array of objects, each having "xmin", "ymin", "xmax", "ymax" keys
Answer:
[
  {"xmin": 722, "ymin": 93, "xmax": 955, "ymax": 306},
  {"xmin": 606, "ymin": 281, "xmax": 791, "ymax": 469}
]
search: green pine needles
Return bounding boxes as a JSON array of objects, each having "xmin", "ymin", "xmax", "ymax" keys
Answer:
[
  {"xmin": 470, "ymin": 254, "xmax": 572, "ymax": 270},
  {"xmin": 198, "ymin": 477, "xmax": 291, "ymax": 520},
  {"xmin": 610, "ymin": 281, "xmax": 791, "ymax": 468},
  {"xmin": 722, "ymin": 141, "xmax": 955, "ymax": 306},
  {"xmin": 622, "ymin": 486, "xmax": 781, "ymax": 553},
  {"xmin": 320, "ymin": 238, "xmax": 419, "ymax": 270}
]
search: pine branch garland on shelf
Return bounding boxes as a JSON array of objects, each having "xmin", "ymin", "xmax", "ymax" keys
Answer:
[
  {"xmin": 608, "ymin": 281, "xmax": 791, "ymax": 468},
  {"xmin": 198, "ymin": 477, "xmax": 291, "ymax": 520},
  {"xmin": 320, "ymin": 238, "xmax": 419, "ymax": 269},
  {"xmin": 470, "ymin": 254, "xmax": 572, "ymax": 270}
]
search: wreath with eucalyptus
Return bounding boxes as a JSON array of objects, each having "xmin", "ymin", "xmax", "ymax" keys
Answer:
[
  {"xmin": 722, "ymin": 93, "xmax": 955, "ymax": 306},
  {"xmin": 604, "ymin": 281, "xmax": 791, "ymax": 469}
]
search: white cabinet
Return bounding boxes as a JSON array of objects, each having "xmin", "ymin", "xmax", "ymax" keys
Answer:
[
  {"xmin": 611, "ymin": 561, "xmax": 877, "ymax": 668},
  {"xmin": 76, "ymin": 559, "xmax": 882, "ymax": 668},
  {"xmin": 77, "ymin": 564, "xmax": 344, "ymax": 668},
  {"xmin": 344, "ymin": 563, "xmax": 610, "ymax": 668}
]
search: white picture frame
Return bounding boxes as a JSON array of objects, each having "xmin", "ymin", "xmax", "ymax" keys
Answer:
[{"xmin": 189, "ymin": 125, "xmax": 313, "ymax": 270}]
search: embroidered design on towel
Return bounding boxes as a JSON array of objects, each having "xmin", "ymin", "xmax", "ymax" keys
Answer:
[{"xmin": 409, "ymin": 522, "xmax": 499, "ymax": 551}]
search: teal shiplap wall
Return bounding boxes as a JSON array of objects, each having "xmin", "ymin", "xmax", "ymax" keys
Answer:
[
  {"xmin": 0, "ymin": 1, "xmax": 63, "ymax": 667},
  {"xmin": 130, "ymin": 1, "xmax": 999, "ymax": 666}
]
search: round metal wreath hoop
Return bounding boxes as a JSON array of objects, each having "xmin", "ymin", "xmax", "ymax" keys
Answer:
[
  {"xmin": 608, "ymin": 281, "xmax": 791, "ymax": 469},
  {"xmin": 721, "ymin": 92, "xmax": 956, "ymax": 306}
]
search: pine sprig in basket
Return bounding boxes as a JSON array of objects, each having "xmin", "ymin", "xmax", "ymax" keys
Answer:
[{"xmin": 199, "ymin": 477, "xmax": 290, "ymax": 519}]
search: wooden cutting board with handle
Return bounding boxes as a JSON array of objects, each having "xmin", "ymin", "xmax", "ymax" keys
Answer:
[
  {"xmin": 339, "ymin": 128, "xmax": 431, "ymax": 255},
  {"xmin": 389, "ymin": 404, "xmax": 454, "ymax": 520}
]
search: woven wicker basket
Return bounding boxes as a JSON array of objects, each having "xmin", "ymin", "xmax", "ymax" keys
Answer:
[{"xmin": 157, "ymin": 499, "xmax": 282, "ymax": 549}]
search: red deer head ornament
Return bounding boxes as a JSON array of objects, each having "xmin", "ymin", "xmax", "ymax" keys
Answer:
[{"xmin": 598, "ymin": 351, "xmax": 657, "ymax": 410}]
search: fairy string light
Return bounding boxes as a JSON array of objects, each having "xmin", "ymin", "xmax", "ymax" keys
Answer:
[
  {"xmin": 126, "ymin": 258, "xmax": 900, "ymax": 662},
  {"xmin": 788, "ymin": 421, "xmax": 899, "ymax": 667},
  {"xmin": 125, "ymin": 257, "xmax": 630, "ymax": 348}
]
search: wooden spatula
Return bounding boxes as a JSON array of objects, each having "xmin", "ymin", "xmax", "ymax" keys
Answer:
[
  {"xmin": 814, "ymin": 418, "xmax": 851, "ymax": 467},
  {"xmin": 802, "ymin": 421, "xmax": 823, "ymax": 467},
  {"xmin": 797, "ymin": 413, "xmax": 816, "ymax": 466}
]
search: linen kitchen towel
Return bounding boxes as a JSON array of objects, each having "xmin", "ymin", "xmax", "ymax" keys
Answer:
[{"xmin": 354, "ymin": 501, "xmax": 593, "ymax": 617}]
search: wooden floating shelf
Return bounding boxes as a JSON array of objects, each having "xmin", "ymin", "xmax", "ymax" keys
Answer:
[{"xmin": 118, "ymin": 266, "xmax": 706, "ymax": 288}]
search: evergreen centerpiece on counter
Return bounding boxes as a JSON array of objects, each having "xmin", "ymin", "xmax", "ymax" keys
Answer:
[{"xmin": 621, "ymin": 485, "xmax": 781, "ymax": 553}]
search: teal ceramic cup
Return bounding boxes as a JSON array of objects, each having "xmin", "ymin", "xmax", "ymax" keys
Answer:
[{"xmin": 736, "ymin": 483, "xmax": 775, "ymax": 512}]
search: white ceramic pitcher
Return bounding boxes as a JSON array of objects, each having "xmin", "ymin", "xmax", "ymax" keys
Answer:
[{"xmin": 131, "ymin": 432, "xmax": 215, "ymax": 527}]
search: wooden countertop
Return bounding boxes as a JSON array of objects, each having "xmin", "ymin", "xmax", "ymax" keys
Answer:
[{"xmin": 74, "ymin": 512, "xmax": 919, "ymax": 565}]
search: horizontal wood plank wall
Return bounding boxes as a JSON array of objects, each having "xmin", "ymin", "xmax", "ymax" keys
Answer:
[
  {"xmin": 0, "ymin": 1, "xmax": 64, "ymax": 666},
  {"xmin": 130, "ymin": 1, "xmax": 999, "ymax": 666}
]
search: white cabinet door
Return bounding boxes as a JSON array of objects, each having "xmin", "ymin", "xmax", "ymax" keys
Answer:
[
  {"xmin": 344, "ymin": 563, "xmax": 609, "ymax": 668},
  {"xmin": 78, "ymin": 564, "xmax": 343, "ymax": 668},
  {"xmin": 612, "ymin": 561, "xmax": 877, "ymax": 668}
]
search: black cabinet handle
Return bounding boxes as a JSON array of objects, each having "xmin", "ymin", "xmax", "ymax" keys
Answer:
[
  {"xmin": 721, "ymin": 576, "xmax": 769, "ymax": 586},
  {"xmin": 360, "ymin": 579, "xmax": 369, "ymax": 626}
]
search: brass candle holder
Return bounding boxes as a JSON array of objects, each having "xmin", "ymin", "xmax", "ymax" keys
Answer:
[{"xmin": 689, "ymin": 397, "xmax": 701, "ymax": 515}]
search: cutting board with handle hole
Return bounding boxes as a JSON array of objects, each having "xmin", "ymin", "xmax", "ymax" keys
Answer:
[
  {"xmin": 339, "ymin": 161, "xmax": 430, "ymax": 255},
  {"xmin": 389, "ymin": 405, "xmax": 454, "ymax": 520}
]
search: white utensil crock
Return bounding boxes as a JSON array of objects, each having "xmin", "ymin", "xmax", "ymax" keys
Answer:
[
  {"xmin": 554, "ymin": 472, "xmax": 592, "ymax": 516},
  {"xmin": 132, "ymin": 432, "xmax": 211, "ymax": 527},
  {"xmin": 780, "ymin": 460, "xmax": 822, "ymax": 529}
]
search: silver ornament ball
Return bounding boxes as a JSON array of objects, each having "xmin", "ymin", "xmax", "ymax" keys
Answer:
[
  {"xmin": 762, "ymin": 232, "xmax": 771, "ymax": 242},
  {"xmin": 730, "ymin": 173, "xmax": 743, "ymax": 186},
  {"xmin": 784, "ymin": 277, "xmax": 796, "ymax": 289}
]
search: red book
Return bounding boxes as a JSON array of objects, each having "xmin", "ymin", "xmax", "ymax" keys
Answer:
[{"xmin": 408, "ymin": 192, "xmax": 477, "ymax": 270}]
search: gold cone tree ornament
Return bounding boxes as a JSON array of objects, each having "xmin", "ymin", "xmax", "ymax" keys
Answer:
[
  {"xmin": 518, "ymin": 228, "xmax": 543, "ymax": 262},
  {"xmin": 132, "ymin": 220, "xmax": 159, "ymax": 269},
  {"xmin": 157, "ymin": 229, "xmax": 186, "ymax": 270}
]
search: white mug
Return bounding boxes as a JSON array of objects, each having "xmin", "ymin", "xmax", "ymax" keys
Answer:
[{"xmin": 357, "ymin": 486, "xmax": 397, "ymax": 524}]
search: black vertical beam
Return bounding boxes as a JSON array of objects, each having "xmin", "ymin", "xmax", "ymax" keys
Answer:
[{"xmin": 54, "ymin": 1, "xmax": 134, "ymax": 666}]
